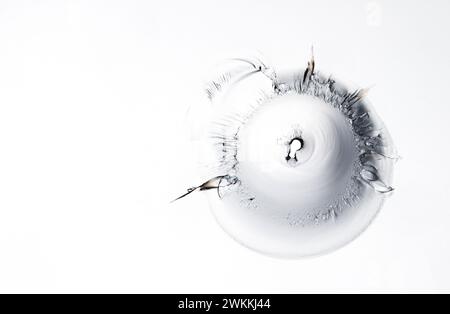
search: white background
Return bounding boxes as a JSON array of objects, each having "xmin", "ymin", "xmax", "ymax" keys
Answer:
[{"xmin": 0, "ymin": 0, "xmax": 449, "ymax": 293}]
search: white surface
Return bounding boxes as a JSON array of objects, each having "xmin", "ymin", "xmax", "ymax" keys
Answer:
[{"xmin": 0, "ymin": 0, "xmax": 448, "ymax": 293}]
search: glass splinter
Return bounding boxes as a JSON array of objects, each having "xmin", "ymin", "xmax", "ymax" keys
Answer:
[{"xmin": 171, "ymin": 176, "xmax": 225, "ymax": 203}]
